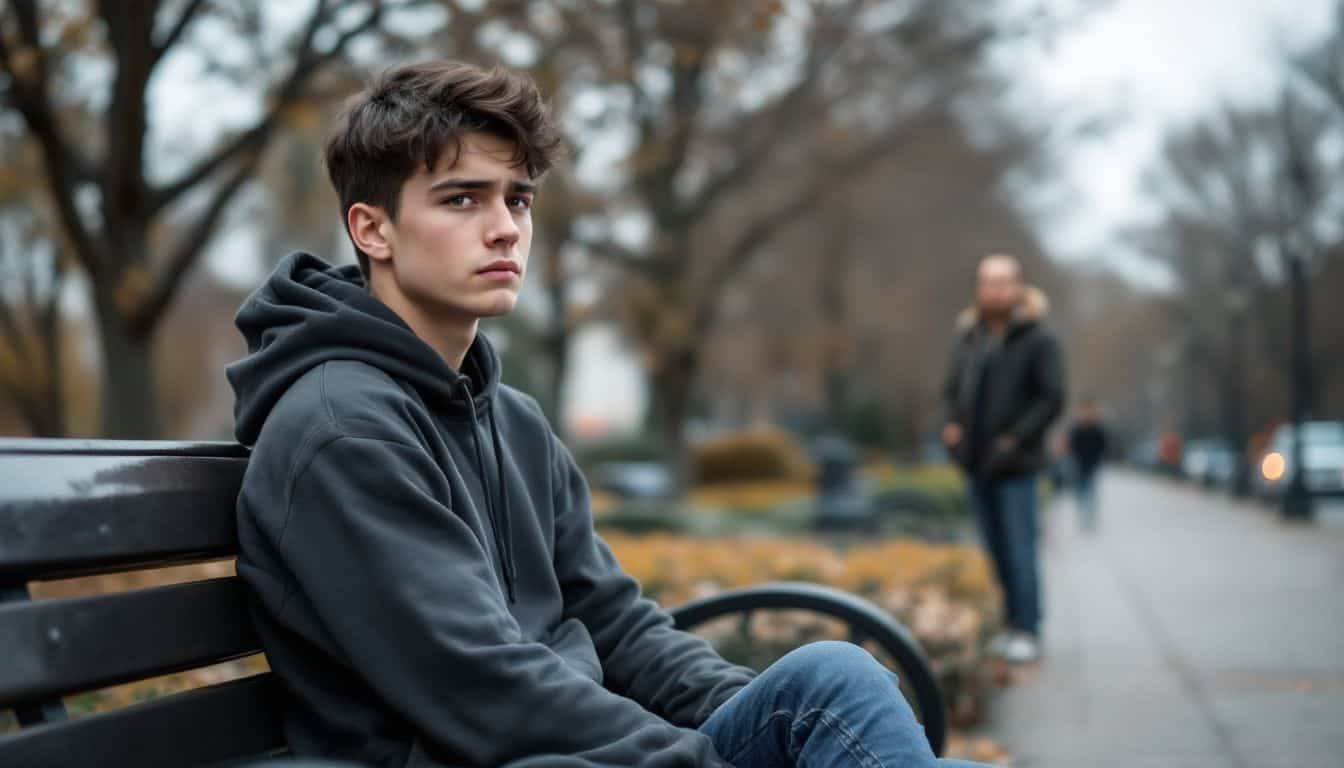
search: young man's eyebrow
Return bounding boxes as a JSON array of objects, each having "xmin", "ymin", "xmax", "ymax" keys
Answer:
[{"xmin": 428, "ymin": 178, "xmax": 538, "ymax": 195}]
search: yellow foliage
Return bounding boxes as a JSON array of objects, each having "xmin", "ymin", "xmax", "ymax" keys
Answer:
[
  {"xmin": 863, "ymin": 459, "xmax": 963, "ymax": 489},
  {"xmin": 605, "ymin": 534, "xmax": 1000, "ymax": 661},
  {"xmin": 687, "ymin": 480, "xmax": 812, "ymax": 511},
  {"xmin": 605, "ymin": 534, "xmax": 996, "ymax": 608}
]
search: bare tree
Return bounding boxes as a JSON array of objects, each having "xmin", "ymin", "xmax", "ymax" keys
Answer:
[
  {"xmin": 1137, "ymin": 77, "xmax": 1344, "ymax": 485},
  {"xmin": 497, "ymin": 0, "xmax": 1039, "ymax": 478},
  {"xmin": 0, "ymin": 0, "xmax": 420, "ymax": 436}
]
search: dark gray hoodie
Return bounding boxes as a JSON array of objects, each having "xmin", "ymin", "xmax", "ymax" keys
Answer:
[{"xmin": 227, "ymin": 253, "xmax": 754, "ymax": 768}]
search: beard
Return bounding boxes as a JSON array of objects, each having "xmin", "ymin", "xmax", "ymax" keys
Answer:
[{"xmin": 977, "ymin": 303, "xmax": 1014, "ymax": 323}]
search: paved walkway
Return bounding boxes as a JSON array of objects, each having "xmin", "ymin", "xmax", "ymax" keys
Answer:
[{"xmin": 976, "ymin": 470, "xmax": 1344, "ymax": 768}]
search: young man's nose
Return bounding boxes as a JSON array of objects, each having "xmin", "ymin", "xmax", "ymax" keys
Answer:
[{"xmin": 484, "ymin": 199, "xmax": 521, "ymax": 248}]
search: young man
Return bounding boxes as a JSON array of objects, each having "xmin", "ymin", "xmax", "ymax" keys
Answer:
[
  {"xmin": 940, "ymin": 254, "xmax": 1064, "ymax": 665},
  {"xmin": 227, "ymin": 61, "xmax": 992, "ymax": 768}
]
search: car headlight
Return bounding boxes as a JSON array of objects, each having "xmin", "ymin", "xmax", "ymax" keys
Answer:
[{"xmin": 1261, "ymin": 452, "xmax": 1286, "ymax": 482}]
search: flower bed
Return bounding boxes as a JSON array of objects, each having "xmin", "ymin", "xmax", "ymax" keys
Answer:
[{"xmin": 605, "ymin": 534, "xmax": 1003, "ymax": 726}]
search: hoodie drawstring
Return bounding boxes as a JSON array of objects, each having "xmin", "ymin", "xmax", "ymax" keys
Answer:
[
  {"xmin": 456, "ymin": 377, "xmax": 517, "ymax": 603},
  {"xmin": 487, "ymin": 409, "xmax": 516, "ymax": 601}
]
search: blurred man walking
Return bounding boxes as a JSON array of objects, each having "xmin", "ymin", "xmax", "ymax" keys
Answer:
[
  {"xmin": 940, "ymin": 254, "xmax": 1064, "ymax": 664},
  {"xmin": 1067, "ymin": 398, "xmax": 1109, "ymax": 532}
]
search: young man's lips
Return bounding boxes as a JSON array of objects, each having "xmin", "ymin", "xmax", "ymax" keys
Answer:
[{"xmin": 478, "ymin": 260, "xmax": 521, "ymax": 276}]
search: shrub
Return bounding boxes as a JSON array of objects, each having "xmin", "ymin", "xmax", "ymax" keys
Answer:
[{"xmin": 692, "ymin": 427, "xmax": 814, "ymax": 486}]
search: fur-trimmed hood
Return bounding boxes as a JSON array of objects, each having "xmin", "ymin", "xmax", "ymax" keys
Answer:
[{"xmin": 956, "ymin": 285, "xmax": 1050, "ymax": 331}]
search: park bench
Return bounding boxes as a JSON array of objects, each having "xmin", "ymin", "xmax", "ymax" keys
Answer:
[{"xmin": 0, "ymin": 439, "xmax": 946, "ymax": 767}]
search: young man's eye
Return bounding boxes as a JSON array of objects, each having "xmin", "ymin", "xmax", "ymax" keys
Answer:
[
  {"xmin": 508, "ymin": 196, "xmax": 533, "ymax": 211},
  {"xmin": 444, "ymin": 194, "xmax": 474, "ymax": 207}
]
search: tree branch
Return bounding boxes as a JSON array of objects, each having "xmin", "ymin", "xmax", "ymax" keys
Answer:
[
  {"xmin": 146, "ymin": 0, "xmax": 384, "ymax": 215},
  {"xmin": 694, "ymin": 109, "xmax": 943, "ymax": 334},
  {"xmin": 679, "ymin": 6, "xmax": 852, "ymax": 226},
  {"xmin": 130, "ymin": 149, "xmax": 262, "ymax": 336},
  {"xmin": 0, "ymin": 0, "xmax": 101, "ymax": 274},
  {"xmin": 682, "ymin": 6, "xmax": 989, "ymax": 228},
  {"xmin": 98, "ymin": 1, "xmax": 159, "ymax": 244},
  {"xmin": 151, "ymin": 0, "xmax": 209, "ymax": 65},
  {"xmin": 585, "ymin": 238, "xmax": 668, "ymax": 281},
  {"xmin": 616, "ymin": 0, "xmax": 656, "ymax": 147}
]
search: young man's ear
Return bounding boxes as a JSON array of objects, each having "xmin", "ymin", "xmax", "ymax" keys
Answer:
[{"xmin": 347, "ymin": 203, "xmax": 394, "ymax": 265}]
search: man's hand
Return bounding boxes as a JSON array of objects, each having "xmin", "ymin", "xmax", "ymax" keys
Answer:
[
  {"xmin": 995, "ymin": 434, "xmax": 1019, "ymax": 453},
  {"xmin": 941, "ymin": 423, "xmax": 963, "ymax": 447}
]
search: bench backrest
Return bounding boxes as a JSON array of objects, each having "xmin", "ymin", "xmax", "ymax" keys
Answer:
[{"xmin": 0, "ymin": 439, "xmax": 284, "ymax": 768}]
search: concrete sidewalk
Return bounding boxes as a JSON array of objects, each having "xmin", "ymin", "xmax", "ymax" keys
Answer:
[{"xmin": 976, "ymin": 470, "xmax": 1344, "ymax": 768}]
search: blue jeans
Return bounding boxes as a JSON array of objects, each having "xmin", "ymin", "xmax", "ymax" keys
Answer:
[
  {"xmin": 969, "ymin": 474, "xmax": 1041, "ymax": 635},
  {"xmin": 1073, "ymin": 465, "xmax": 1099, "ymax": 532},
  {"xmin": 700, "ymin": 641, "xmax": 994, "ymax": 767}
]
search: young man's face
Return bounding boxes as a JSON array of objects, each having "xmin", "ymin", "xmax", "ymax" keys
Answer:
[{"xmin": 374, "ymin": 132, "xmax": 535, "ymax": 321}]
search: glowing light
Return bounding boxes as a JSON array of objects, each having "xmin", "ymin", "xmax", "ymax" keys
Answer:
[{"xmin": 1261, "ymin": 452, "xmax": 1286, "ymax": 482}]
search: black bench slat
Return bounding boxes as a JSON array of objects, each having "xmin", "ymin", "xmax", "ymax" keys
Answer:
[
  {"xmin": 0, "ymin": 452, "xmax": 246, "ymax": 586},
  {"xmin": 0, "ymin": 439, "xmax": 249, "ymax": 458},
  {"xmin": 0, "ymin": 673, "xmax": 285, "ymax": 768},
  {"xmin": 0, "ymin": 578, "xmax": 260, "ymax": 707}
]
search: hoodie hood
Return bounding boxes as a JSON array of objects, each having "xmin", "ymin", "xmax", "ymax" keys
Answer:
[
  {"xmin": 226, "ymin": 251, "xmax": 500, "ymax": 447},
  {"xmin": 956, "ymin": 284, "xmax": 1050, "ymax": 332}
]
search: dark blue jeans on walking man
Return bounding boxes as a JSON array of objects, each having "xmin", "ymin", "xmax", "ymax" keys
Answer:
[
  {"xmin": 1073, "ymin": 464, "xmax": 1099, "ymax": 532},
  {"xmin": 969, "ymin": 474, "xmax": 1042, "ymax": 636}
]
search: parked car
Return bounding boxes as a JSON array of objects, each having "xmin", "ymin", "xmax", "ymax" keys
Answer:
[
  {"xmin": 1181, "ymin": 438, "xmax": 1239, "ymax": 489},
  {"xmin": 1253, "ymin": 421, "xmax": 1344, "ymax": 499},
  {"xmin": 1128, "ymin": 436, "xmax": 1162, "ymax": 471},
  {"xmin": 588, "ymin": 461, "xmax": 677, "ymax": 500}
]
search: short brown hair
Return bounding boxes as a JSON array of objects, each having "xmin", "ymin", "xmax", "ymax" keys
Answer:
[{"xmin": 324, "ymin": 60, "xmax": 563, "ymax": 276}]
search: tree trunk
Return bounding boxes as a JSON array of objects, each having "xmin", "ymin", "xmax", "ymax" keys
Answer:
[
  {"xmin": 543, "ymin": 326, "xmax": 570, "ymax": 440},
  {"xmin": 817, "ymin": 207, "xmax": 854, "ymax": 430},
  {"xmin": 647, "ymin": 346, "xmax": 698, "ymax": 494},
  {"xmin": 1224, "ymin": 311, "xmax": 1250, "ymax": 497},
  {"xmin": 95, "ymin": 296, "xmax": 159, "ymax": 438}
]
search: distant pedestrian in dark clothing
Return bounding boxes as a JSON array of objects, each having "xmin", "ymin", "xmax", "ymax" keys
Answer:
[
  {"xmin": 941, "ymin": 254, "xmax": 1065, "ymax": 664},
  {"xmin": 1067, "ymin": 399, "xmax": 1108, "ymax": 532}
]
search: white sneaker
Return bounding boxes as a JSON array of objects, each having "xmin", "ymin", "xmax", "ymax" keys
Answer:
[{"xmin": 1000, "ymin": 632, "xmax": 1041, "ymax": 664}]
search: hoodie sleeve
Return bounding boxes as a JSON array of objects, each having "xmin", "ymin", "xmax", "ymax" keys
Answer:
[
  {"xmin": 1005, "ymin": 330, "xmax": 1065, "ymax": 444},
  {"xmin": 549, "ymin": 436, "xmax": 757, "ymax": 728},
  {"xmin": 278, "ymin": 430, "xmax": 729, "ymax": 767}
]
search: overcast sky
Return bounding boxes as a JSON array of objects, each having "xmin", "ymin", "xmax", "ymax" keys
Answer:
[{"xmin": 1004, "ymin": 0, "xmax": 1337, "ymax": 287}]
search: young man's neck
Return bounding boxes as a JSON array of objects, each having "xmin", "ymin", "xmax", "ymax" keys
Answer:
[{"xmin": 370, "ymin": 284, "xmax": 478, "ymax": 372}]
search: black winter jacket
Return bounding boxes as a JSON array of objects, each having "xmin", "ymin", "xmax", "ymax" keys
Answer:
[{"xmin": 941, "ymin": 287, "xmax": 1065, "ymax": 480}]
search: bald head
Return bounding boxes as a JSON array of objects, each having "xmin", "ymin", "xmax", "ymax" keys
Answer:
[{"xmin": 975, "ymin": 253, "xmax": 1024, "ymax": 320}]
